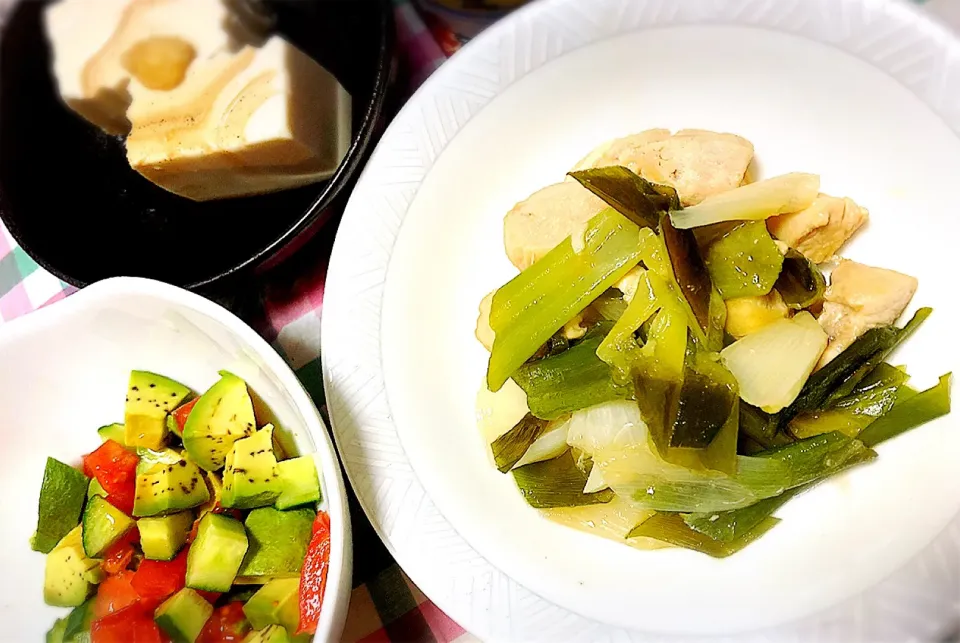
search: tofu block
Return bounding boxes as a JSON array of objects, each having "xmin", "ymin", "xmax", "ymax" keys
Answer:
[{"xmin": 125, "ymin": 35, "xmax": 352, "ymax": 201}]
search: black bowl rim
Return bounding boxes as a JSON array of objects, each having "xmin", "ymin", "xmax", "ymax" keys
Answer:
[{"xmin": 1, "ymin": 0, "xmax": 396, "ymax": 292}]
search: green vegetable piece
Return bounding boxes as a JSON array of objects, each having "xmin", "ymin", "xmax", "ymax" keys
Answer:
[
  {"xmin": 567, "ymin": 166, "xmax": 672, "ymax": 229},
  {"xmin": 758, "ymin": 431, "xmax": 876, "ymax": 489},
  {"xmin": 244, "ymin": 625, "xmax": 292, "ymax": 643},
  {"xmin": 669, "ymin": 351, "xmax": 739, "ymax": 450},
  {"xmin": 739, "ymin": 404, "xmax": 793, "ymax": 449},
  {"xmin": 44, "ymin": 526, "xmax": 102, "ymax": 608},
  {"xmin": 591, "ymin": 290, "xmax": 629, "ymax": 322},
  {"xmin": 236, "ymin": 508, "xmax": 315, "ymax": 584},
  {"xmin": 777, "ymin": 308, "xmax": 931, "ymax": 428},
  {"xmin": 512, "ymin": 331, "xmax": 629, "ymax": 421},
  {"xmin": 155, "ymin": 588, "xmax": 214, "ymax": 643},
  {"xmin": 703, "ymin": 221, "xmax": 784, "ymax": 300},
  {"xmin": 125, "ymin": 371, "xmax": 190, "ymax": 449},
  {"xmin": 185, "ymin": 513, "xmax": 248, "ymax": 592},
  {"xmin": 511, "ymin": 450, "xmax": 614, "ymax": 509},
  {"xmin": 275, "ymin": 456, "xmax": 322, "ymax": 510},
  {"xmin": 487, "ymin": 209, "xmax": 643, "ymax": 391},
  {"xmin": 627, "ymin": 512, "xmax": 780, "ymax": 558},
  {"xmin": 684, "ymin": 489, "xmax": 798, "ymax": 543},
  {"xmin": 661, "ymin": 215, "xmax": 714, "ymax": 339},
  {"xmin": 183, "ymin": 371, "xmax": 257, "ymax": 471},
  {"xmin": 63, "ymin": 597, "xmax": 96, "ymax": 641},
  {"xmin": 242, "ymin": 577, "xmax": 300, "ymax": 631},
  {"xmin": 859, "ymin": 373, "xmax": 952, "ymax": 448},
  {"xmin": 82, "ymin": 495, "xmax": 135, "ymax": 558},
  {"xmin": 33, "ymin": 457, "xmax": 89, "ymax": 554},
  {"xmin": 139, "ymin": 511, "xmax": 194, "ymax": 560},
  {"xmin": 87, "ymin": 478, "xmax": 108, "ymax": 500},
  {"xmin": 491, "ymin": 414, "xmax": 548, "ymax": 473},
  {"xmin": 221, "ymin": 426, "xmax": 283, "ymax": 510},
  {"xmin": 774, "ymin": 248, "xmax": 826, "ymax": 309},
  {"xmin": 97, "ymin": 423, "xmax": 126, "ymax": 445},
  {"xmin": 134, "ymin": 456, "xmax": 210, "ymax": 517},
  {"xmin": 46, "ymin": 618, "xmax": 68, "ymax": 643}
]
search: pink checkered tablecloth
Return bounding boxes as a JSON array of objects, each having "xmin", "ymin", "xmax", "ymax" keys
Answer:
[{"xmin": 3, "ymin": 1, "xmax": 959, "ymax": 641}]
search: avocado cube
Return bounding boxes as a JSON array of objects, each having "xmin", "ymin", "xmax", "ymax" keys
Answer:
[
  {"xmin": 82, "ymin": 495, "xmax": 135, "ymax": 558},
  {"xmin": 44, "ymin": 526, "xmax": 100, "ymax": 607},
  {"xmin": 242, "ymin": 578, "xmax": 300, "ymax": 631},
  {"xmin": 139, "ymin": 511, "xmax": 194, "ymax": 560},
  {"xmin": 236, "ymin": 508, "xmax": 314, "ymax": 583},
  {"xmin": 274, "ymin": 456, "xmax": 321, "ymax": 511},
  {"xmin": 245, "ymin": 625, "xmax": 292, "ymax": 643},
  {"xmin": 33, "ymin": 457, "xmax": 89, "ymax": 554},
  {"xmin": 125, "ymin": 370, "xmax": 190, "ymax": 449},
  {"xmin": 155, "ymin": 588, "xmax": 214, "ymax": 643},
  {"xmin": 222, "ymin": 426, "xmax": 283, "ymax": 510},
  {"xmin": 185, "ymin": 513, "xmax": 248, "ymax": 592},
  {"xmin": 134, "ymin": 458, "xmax": 210, "ymax": 517},
  {"xmin": 182, "ymin": 372, "xmax": 256, "ymax": 471}
]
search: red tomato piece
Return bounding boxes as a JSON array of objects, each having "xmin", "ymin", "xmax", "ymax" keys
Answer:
[
  {"xmin": 83, "ymin": 440, "xmax": 139, "ymax": 514},
  {"xmin": 296, "ymin": 511, "xmax": 331, "ymax": 635},
  {"xmin": 197, "ymin": 602, "xmax": 251, "ymax": 643},
  {"xmin": 91, "ymin": 604, "xmax": 170, "ymax": 643},
  {"xmin": 94, "ymin": 571, "xmax": 140, "ymax": 619},
  {"xmin": 131, "ymin": 548, "xmax": 189, "ymax": 600},
  {"xmin": 171, "ymin": 398, "xmax": 198, "ymax": 432},
  {"xmin": 100, "ymin": 528, "xmax": 139, "ymax": 576}
]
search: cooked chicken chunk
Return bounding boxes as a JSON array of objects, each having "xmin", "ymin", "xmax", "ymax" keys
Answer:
[
  {"xmin": 767, "ymin": 194, "xmax": 869, "ymax": 264},
  {"xmin": 503, "ymin": 181, "xmax": 607, "ymax": 270},
  {"xmin": 572, "ymin": 129, "xmax": 754, "ymax": 206},
  {"xmin": 816, "ymin": 260, "xmax": 918, "ymax": 367}
]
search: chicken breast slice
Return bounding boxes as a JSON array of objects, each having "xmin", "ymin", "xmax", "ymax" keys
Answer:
[
  {"xmin": 503, "ymin": 181, "xmax": 608, "ymax": 270},
  {"xmin": 816, "ymin": 260, "xmax": 918, "ymax": 367},
  {"xmin": 571, "ymin": 128, "xmax": 754, "ymax": 206},
  {"xmin": 767, "ymin": 194, "xmax": 869, "ymax": 264}
]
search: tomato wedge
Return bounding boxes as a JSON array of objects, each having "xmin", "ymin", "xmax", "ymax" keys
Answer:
[
  {"xmin": 91, "ymin": 603, "xmax": 170, "ymax": 643},
  {"xmin": 131, "ymin": 548, "xmax": 188, "ymax": 601},
  {"xmin": 171, "ymin": 398, "xmax": 198, "ymax": 433},
  {"xmin": 100, "ymin": 528, "xmax": 139, "ymax": 576},
  {"xmin": 94, "ymin": 571, "xmax": 141, "ymax": 618},
  {"xmin": 83, "ymin": 440, "xmax": 138, "ymax": 515},
  {"xmin": 197, "ymin": 602, "xmax": 251, "ymax": 643},
  {"xmin": 296, "ymin": 511, "xmax": 331, "ymax": 635}
]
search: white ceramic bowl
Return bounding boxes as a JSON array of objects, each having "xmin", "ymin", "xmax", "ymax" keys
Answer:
[
  {"xmin": 322, "ymin": 0, "xmax": 960, "ymax": 640},
  {"xmin": 0, "ymin": 277, "xmax": 352, "ymax": 642}
]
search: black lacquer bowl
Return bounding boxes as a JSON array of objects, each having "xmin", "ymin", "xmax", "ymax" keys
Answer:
[{"xmin": 0, "ymin": 0, "xmax": 395, "ymax": 291}]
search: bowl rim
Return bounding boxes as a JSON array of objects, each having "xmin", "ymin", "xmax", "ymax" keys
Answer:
[
  {"xmin": 320, "ymin": 0, "xmax": 960, "ymax": 640},
  {"xmin": 0, "ymin": 0, "xmax": 396, "ymax": 292},
  {"xmin": 0, "ymin": 276, "xmax": 353, "ymax": 641}
]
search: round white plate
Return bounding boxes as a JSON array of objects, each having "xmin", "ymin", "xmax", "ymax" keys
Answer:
[{"xmin": 321, "ymin": 0, "xmax": 960, "ymax": 640}]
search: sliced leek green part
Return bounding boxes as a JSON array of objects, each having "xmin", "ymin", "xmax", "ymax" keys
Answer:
[
  {"xmin": 491, "ymin": 414, "xmax": 548, "ymax": 473},
  {"xmin": 626, "ymin": 512, "xmax": 780, "ymax": 558},
  {"xmin": 859, "ymin": 373, "xmax": 952, "ymax": 448},
  {"xmin": 512, "ymin": 450, "xmax": 614, "ymax": 509},
  {"xmin": 775, "ymin": 248, "xmax": 826, "ymax": 310},
  {"xmin": 567, "ymin": 166, "xmax": 674, "ymax": 229},
  {"xmin": 703, "ymin": 221, "xmax": 784, "ymax": 300}
]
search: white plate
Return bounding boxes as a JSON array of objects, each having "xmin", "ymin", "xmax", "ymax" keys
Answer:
[
  {"xmin": 321, "ymin": 0, "xmax": 960, "ymax": 640},
  {"xmin": 0, "ymin": 277, "xmax": 352, "ymax": 642}
]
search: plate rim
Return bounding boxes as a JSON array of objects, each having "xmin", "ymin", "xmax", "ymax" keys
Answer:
[{"xmin": 322, "ymin": 0, "xmax": 960, "ymax": 640}]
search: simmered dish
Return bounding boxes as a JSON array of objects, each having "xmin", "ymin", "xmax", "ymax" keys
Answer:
[
  {"xmin": 34, "ymin": 370, "xmax": 330, "ymax": 642},
  {"xmin": 476, "ymin": 129, "xmax": 952, "ymax": 557},
  {"xmin": 44, "ymin": 0, "xmax": 351, "ymax": 202}
]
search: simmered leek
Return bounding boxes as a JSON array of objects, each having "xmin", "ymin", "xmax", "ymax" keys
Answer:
[
  {"xmin": 775, "ymin": 249, "xmax": 826, "ymax": 310},
  {"xmin": 567, "ymin": 166, "xmax": 674, "ymax": 229},
  {"xmin": 491, "ymin": 414, "xmax": 548, "ymax": 473},
  {"xmin": 512, "ymin": 450, "xmax": 614, "ymax": 509},
  {"xmin": 859, "ymin": 373, "xmax": 951, "ymax": 448},
  {"xmin": 627, "ymin": 512, "xmax": 779, "ymax": 558},
  {"xmin": 703, "ymin": 221, "xmax": 784, "ymax": 300}
]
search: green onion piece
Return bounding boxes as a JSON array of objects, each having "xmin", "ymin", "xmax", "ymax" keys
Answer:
[
  {"xmin": 683, "ymin": 489, "xmax": 798, "ymax": 543},
  {"xmin": 491, "ymin": 414, "xmax": 549, "ymax": 473},
  {"xmin": 591, "ymin": 290, "xmax": 629, "ymax": 322},
  {"xmin": 777, "ymin": 308, "xmax": 932, "ymax": 428},
  {"xmin": 703, "ymin": 221, "xmax": 784, "ymax": 300},
  {"xmin": 775, "ymin": 249, "xmax": 826, "ymax": 310},
  {"xmin": 487, "ymin": 209, "xmax": 643, "ymax": 391},
  {"xmin": 669, "ymin": 173, "xmax": 820, "ymax": 230},
  {"xmin": 512, "ymin": 450, "xmax": 614, "ymax": 509},
  {"xmin": 513, "ymin": 332, "xmax": 630, "ymax": 420},
  {"xmin": 859, "ymin": 373, "xmax": 952, "ymax": 448},
  {"xmin": 757, "ymin": 431, "xmax": 876, "ymax": 488},
  {"xmin": 669, "ymin": 351, "xmax": 739, "ymax": 450},
  {"xmin": 740, "ymin": 403, "xmax": 795, "ymax": 449},
  {"xmin": 661, "ymin": 215, "xmax": 715, "ymax": 341},
  {"xmin": 626, "ymin": 512, "xmax": 780, "ymax": 558},
  {"xmin": 567, "ymin": 166, "xmax": 671, "ymax": 229}
]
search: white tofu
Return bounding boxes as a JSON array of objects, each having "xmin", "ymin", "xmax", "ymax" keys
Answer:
[
  {"xmin": 44, "ymin": 0, "xmax": 261, "ymax": 135},
  {"xmin": 125, "ymin": 35, "xmax": 352, "ymax": 202}
]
